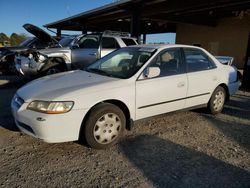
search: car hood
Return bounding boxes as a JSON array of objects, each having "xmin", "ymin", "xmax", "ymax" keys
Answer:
[
  {"xmin": 23, "ymin": 23, "xmax": 57, "ymax": 44},
  {"xmin": 38, "ymin": 47, "xmax": 70, "ymax": 55},
  {"xmin": 17, "ymin": 70, "xmax": 119, "ymax": 101},
  {"xmin": 0, "ymin": 46, "xmax": 28, "ymax": 55}
]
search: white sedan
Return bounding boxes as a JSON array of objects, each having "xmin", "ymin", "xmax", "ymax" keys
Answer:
[{"xmin": 11, "ymin": 44, "xmax": 240, "ymax": 149}]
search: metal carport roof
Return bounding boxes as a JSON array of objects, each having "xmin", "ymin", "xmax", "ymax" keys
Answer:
[{"xmin": 44, "ymin": 0, "xmax": 250, "ymax": 35}]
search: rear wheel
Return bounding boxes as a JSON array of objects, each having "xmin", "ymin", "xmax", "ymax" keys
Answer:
[
  {"xmin": 208, "ymin": 86, "xmax": 226, "ymax": 114},
  {"xmin": 83, "ymin": 103, "xmax": 126, "ymax": 149}
]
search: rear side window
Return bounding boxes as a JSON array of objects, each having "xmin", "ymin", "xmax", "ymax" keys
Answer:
[
  {"xmin": 121, "ymin": 38, "xmax": 137, "ymax": 46},
  {"xmin": 184, "ymin": 48, "xmax": 216, "ymax": 72},
  {"xmin": 102, "ymin": 37, "xmax": 120, "ymax": 49}
]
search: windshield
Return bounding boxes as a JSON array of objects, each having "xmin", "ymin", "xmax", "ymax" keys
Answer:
[
  {"xmin": 58, "ymin": 36, "xmax": 75, "ymax": 47},
  {"xmin": 87, "ymin": 47, "xmax": 156, "ymax": 79},
  {"xmin": 18, "ymin": 37, "xmax": 35, "ymax": 47}
]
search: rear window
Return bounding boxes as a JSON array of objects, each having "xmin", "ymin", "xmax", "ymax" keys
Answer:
[{"xmin": 121, "ymin": 38, "xmax": 137, "ymax": 46}]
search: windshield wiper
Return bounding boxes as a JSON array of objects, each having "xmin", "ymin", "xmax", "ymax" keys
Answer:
[{"xmin": 86, "ymin": 68, "xmax": 113, "ymax": 77}]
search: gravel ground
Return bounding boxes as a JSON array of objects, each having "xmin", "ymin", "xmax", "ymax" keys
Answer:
[{"xmin": 0, "ymin": 75, "xmax": 250, "ymax": 188}]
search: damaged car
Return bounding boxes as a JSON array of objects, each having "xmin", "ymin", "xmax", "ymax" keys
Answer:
[
  {"xmin": 15, "ymin": 31, "xmax": 138, "ymax": 76},
  {"xmin": 0, "ymin": 23, "xmax": 60, "ymax": 74}
]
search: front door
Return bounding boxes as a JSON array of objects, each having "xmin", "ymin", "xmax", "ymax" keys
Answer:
[
  {"xmin": 71, "ymin": 34, "xmax": 100, "ymax": 69},
  {"xmin": 136, "ymin": 48, "xmax": 188, "ymax": 120}
]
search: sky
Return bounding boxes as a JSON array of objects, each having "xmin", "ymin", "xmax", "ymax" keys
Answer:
[{"xmin": 0, "ymin": 0, "xmax": 175, "ymax": 44}]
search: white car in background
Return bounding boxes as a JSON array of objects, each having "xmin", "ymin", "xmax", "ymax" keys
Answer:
[{"xmin": 11, "ymin": 44, "xmax": 240, "ymax": 149}]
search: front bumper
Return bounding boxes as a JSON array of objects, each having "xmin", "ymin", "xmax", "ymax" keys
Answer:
[
  {"xmin": 228, "ymin": 80, "xmax": 241, "ymax": 96},
  {"xmin": 11, "ymin": 96, "xmax": 86, "ymax": 143},
  {"xmin": 15, "ymin": 56, "xmax": 39, "ymax": 76}
]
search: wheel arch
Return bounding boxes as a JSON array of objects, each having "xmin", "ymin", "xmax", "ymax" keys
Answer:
[
  {"xmin": 39, "ymin": 56, "xmax": 68, "ymax": 73},
  {"xmin": 47, "ymin": 57, "xmax": 68, "ymax": 69},
  {"xmin": 79, "ymin": 99, "xmax": 132, "ymax": 140},
  {"xmin": 218, "ymin": 83, "xmax": 230, "ymax": 101}
]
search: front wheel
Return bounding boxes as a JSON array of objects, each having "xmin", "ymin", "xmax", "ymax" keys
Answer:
[
  {"xmin": 45, "ymin": 66, "xmax": 62, "ymax": 75},
  {"xmin": 83, "ymin": 103, "xmax": 126, "ymax": 149},
  {"xmin": 208, "ymin": 86, "xmax": 226, "ymax": 114},
  {"xmin": 40, "ymin": 60, "xmax": 67, "ymax": 76}
]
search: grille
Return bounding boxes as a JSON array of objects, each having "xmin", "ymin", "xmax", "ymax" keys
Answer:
[{"xmin": 18, "ymin": 121, "xmax": 35, "ymax": 134}]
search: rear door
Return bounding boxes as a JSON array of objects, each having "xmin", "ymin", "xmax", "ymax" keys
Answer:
[
  {"xmin": 100, "ymin": 37, "xmax": 120, "ymax": 57},
  {"xmin": 183, "ymin": 48, "xmax": 218, "ymax": 108},
  {"xmin": 136, "ymin": 48, "xmax": 188, "ymax": 120}
]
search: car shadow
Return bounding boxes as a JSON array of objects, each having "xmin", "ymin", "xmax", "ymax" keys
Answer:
[
  {"xmin": 0, "ymin": 85, "xmax": 20, "ymax": 132},
  {"xmin": 0, "ymin": 75, "xmax": 31, "ymax": 89},
  {"xmin": 201, "ymin": 114, "xmax": 250, "ymax": 151},
  {"xmin": 119, "ymin": 135, "xmax": 250, "ymax": 188},
  {"xmin": 191, "ymin": 91, "xmax": 250, "ymax": 151},
  {"xmin": 193, "ymin": 93, "xmax": 250, "ymax": 121}
]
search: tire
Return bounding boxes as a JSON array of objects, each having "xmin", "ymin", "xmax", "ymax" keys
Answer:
[
  {"xmin": 45, "ymin": 66, "xmax": 62, "ymax": 75},
  {"xmin": 208, "ymin": 86, "xmax": 226, "ymax": 114},
  {"xmin": 83, "ymin": 103, "xmax": 126, "ymax": 149},
  {"xmin": 40, "ymin": 60, "xmax": 66, "ymax": 76}
]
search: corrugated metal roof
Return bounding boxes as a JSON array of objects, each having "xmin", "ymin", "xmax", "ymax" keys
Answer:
[{"xmin": 44, "ymin": 0, "xmax": 132, "ymax": 27}]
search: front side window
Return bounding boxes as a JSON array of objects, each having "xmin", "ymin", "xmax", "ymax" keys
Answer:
[
  {"xmin": 87, "ymin": 47, "xmax": 156, "ymax": 79},
  {"xmin": 184, "ymin": 48, "xmax": 216, "ymax": 72},
  {"xmin": 147, "ymin": 48, "xmax": 182, "ymax": 77},
  {"xmin": 102, "ymin": 37, "xmax": 120, "ymax": 49},
  {"xmin": 78, "ymin": 35, "xmax": 99, "ymax": 49}
]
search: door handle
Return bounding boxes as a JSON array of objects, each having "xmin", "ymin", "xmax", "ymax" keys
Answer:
[
  {"xmin": 177, "ymin": 82, "xmax": 185, "ymax": 87},
  {"xmin": 89, "ymin": 52, "xmax": 97, "ymax": 56}
]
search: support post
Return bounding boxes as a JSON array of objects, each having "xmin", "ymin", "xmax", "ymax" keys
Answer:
[
  {"xmin": 56, "ymin": 29, "xmax": 61, "ymax": 37},
  {"xmin": 242, "ymin": 33, "xmax": 250, "ymax": 90},
  {"xmin": 143, "ymin": 33, "xmax": 146, "ymax": 44},
  {"xmin": 81, "ymin": 24, "xmax": 87, "ymax": 34},
  {"xmin": 130, "ymin": 8, "xmax": 141, "ymax": 44}
]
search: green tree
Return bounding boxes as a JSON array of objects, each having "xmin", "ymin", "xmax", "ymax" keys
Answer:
[
  {"xmin": 10, "ymin": 33, "xmax": 28, "ymax": 46},
  {"xmin": 0, "ymin": 33, "xmax": 10, "ymax": 46}
]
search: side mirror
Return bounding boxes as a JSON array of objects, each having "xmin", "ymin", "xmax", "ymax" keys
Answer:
[
  {"xmin": 71, "ymin": 44, "xmax": 79, "ymax": 49},
  {"xmin": 143, "ymin": 67, "xmax": 160, "ymax": 79}
]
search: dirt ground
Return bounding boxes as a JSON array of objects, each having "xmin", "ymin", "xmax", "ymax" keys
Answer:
[{"xmin": 0, "ymin": 75, "xmax": 250, "ymax": 188}]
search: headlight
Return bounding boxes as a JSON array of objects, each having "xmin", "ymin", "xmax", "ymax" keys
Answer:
[{"xmin": 27, "ymin": 101, "xmax": 74, "ymax": 114}]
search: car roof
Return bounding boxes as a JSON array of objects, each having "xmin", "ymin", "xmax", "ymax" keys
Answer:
[{"xmin": 128, "ymin": 44, "xmax": 205, "ymax": 51}]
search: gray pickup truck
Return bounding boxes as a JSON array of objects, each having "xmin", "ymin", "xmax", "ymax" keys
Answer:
[{"xmin": 15, "ymin": 31, "xmax": 138, "ymax": 76}]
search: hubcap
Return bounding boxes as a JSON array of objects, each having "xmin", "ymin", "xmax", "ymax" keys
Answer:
[
  {"xmin": 213, "ymin": 91, "xmax": 225, "ymax": 111},
  {"xmin": 93, "ymin": 113, "xmax": 121, "ymax": 144}
]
